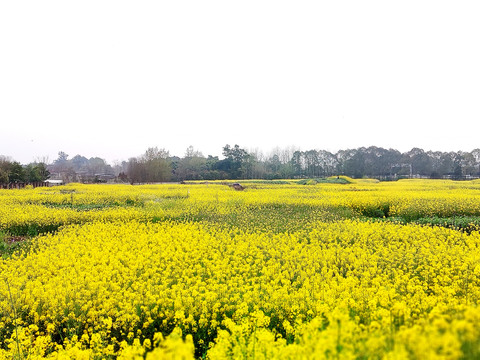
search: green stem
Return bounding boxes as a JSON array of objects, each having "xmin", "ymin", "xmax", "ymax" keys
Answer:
[{"xmin": 5, "ymin": 278, "xmax": 22, "ymax": 360}]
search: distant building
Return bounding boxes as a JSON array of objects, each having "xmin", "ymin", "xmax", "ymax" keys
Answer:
[{"xmin": 45, "ymin": 179, "xmax": 63, "ymax": 186}]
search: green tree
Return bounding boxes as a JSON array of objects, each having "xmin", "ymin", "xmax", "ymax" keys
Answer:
[
  {"xmin": 221, "ymin": 144, "xmax": 249, "ymax": 179},
  {"xmin": 24, "ymin": 164, "xmax": 41, "ymax": 182},
  {"xmin": 24, "ymin": 162, "xmax": 50, "ymax": 182},
  {"xmin": 0, "ymin": 168, "xmax": 8, "ymax": 184},
  {"xmin": 317, "ymin": 150, "xmax": 338, "ymax": 177},
  {"xmin": 406, "ymin": 148, "xmax": 432, "ymax": 177},
  {"xmin": 0, "ymin": 156, "xmax": 11, "ymax": 183},
  {"xmin": 290, "ymin": 151, "xmax": 304, "ymax": 176},
  {"xmin": 8, "ymin": 162, "xmax": 25, "ymax": 183},
  {"xmin": 35, "ymin": 162, "xmax": 50, "ymax": 181}
]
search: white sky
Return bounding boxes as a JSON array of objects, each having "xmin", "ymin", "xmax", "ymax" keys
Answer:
[{"xmin": 1, "ymin": 1, "xmax": 479, "ymax": 164}]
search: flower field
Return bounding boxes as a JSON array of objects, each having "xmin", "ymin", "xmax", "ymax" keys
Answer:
[{"xmin": 1, "ymin": 179, "xmax": 480, "ymax": 359}]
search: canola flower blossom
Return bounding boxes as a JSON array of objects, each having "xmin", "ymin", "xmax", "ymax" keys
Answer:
[{"xmin": 1, "ymin": 179, "xmax": 480, "ymax": 359}]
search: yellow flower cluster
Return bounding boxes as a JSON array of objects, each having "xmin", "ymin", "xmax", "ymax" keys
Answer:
[
  {"xmin": 1, "ymin": 219, "xmax": 480, "ymax": 358},
  {"xmin": 2, "ymin": 180, "xmax": 480, "ymax": 235},
  {"xmin": 1, "ymin": 179, "xmax": 480, "ymax": 359}
]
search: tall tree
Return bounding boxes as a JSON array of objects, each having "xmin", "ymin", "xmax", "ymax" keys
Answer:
[
  {"xmin": 126, "ymin": 147, "xmax": 172, "ymax": 183},
  {"xmin": 142, "ymin": 147, "xmax": 171, "ymax": 183},
  {"xmin": 472, "ymin": 149, "xmax": 480, "ymax": 176},
  {"xmin": 175, "ymin": 146, "xmax": 207, "ymax": 180},
  {"xmin": 221, "ymin": 144, "xmax": 249, "ymax": 179},
  {"xmin": 8, "ymin": 162, "xmax": 25, "ymax": 183},
  {"xmin": 290, "ymin": 151, "xmax": 304, "ymax": 177},
  {"xmin": 317, "ymin": 150, "xmax": 338, "ymax": 177},
  {"xmin": 406, "ymin": 148, "xmax": 432, "ymax": 177}
]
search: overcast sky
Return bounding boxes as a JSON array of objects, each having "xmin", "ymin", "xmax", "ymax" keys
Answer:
[{"xmin": 1, "ymin": 1, "xmax": 479, "ymax": 164}]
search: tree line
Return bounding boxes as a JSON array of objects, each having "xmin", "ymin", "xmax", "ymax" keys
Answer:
[
  {"xmin": 0, "ymin": 156, "xmax": 50, "ymax": 184},
  {"xmin": 1, "ymin": 145, "xmax": 480, "ymax": 184},
  {"xmin": 125, "ymin": 145, "xmax": 480, "ymax": 182},
  {"xmin": 120, "ymin": 145, "xmax": 480, "ymax": 182}
]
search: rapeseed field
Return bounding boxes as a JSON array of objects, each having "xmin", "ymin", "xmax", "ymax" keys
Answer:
[{"xmin": 1, "ymin": 179, "xmax": 480, "ymax": 359}]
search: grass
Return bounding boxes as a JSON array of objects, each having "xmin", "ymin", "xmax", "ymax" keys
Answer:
[
  {"xmin": 392, "ymin": 215, "xmax": 480, "ymax": 234},
  {"xmin": 152, "ymin": 203, "xmax": 355, "ymax": 233},
  {"xmin": 41, "ymin": 198, "xmax": 142, "ymax": 211},
  {"xmin": 356, "ymin": 207, "xmax": 480, "ymax": 234},
  {"xmin": 0, "ymin": 231, "xmax": 31, "ymax": 259},
  {"xmin": 348, "ymin": 201, "xmax": 480, "ymax": 234},
  {"xmin": 296, "ymin": 177, "xmax": 351, "ymax": 185}
]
